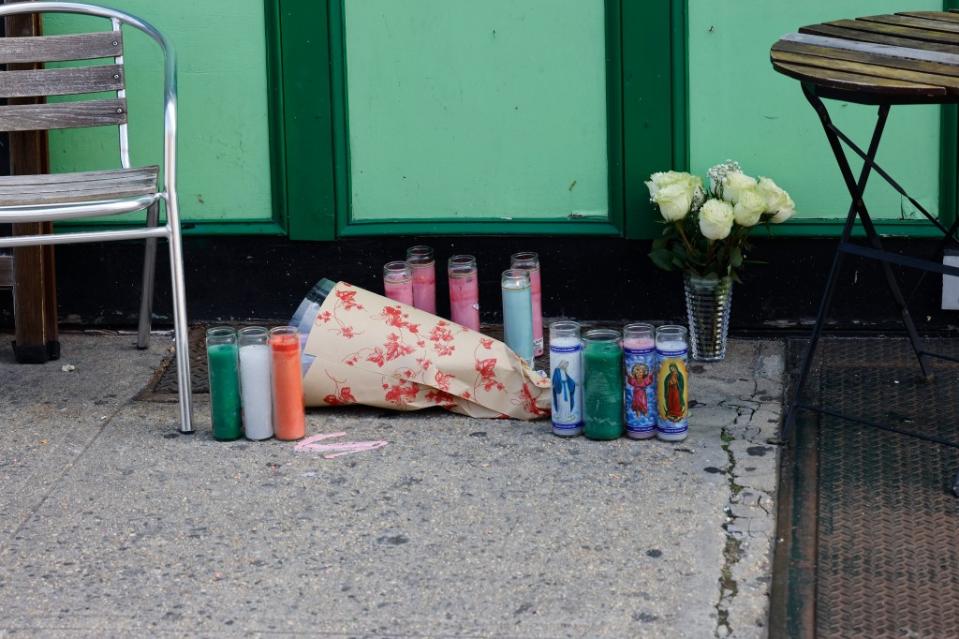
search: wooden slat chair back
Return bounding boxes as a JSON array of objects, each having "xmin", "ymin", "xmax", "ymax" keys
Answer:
[{"xmin": 0, "ymin": 2, "xmax": 193, "ymax": 434}]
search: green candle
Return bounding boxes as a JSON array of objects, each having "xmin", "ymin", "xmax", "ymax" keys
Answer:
[
  {"xmin": 206, "ymin": 327, "xmax": 242, "ymax": 441},
  {"xmin": 583, "ymin": 329, "xmax": 624, "ymax": 440}
]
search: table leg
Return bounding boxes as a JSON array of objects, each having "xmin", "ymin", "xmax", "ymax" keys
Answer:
[{"xmin": 784, "ymin": 90, "xmax": 889, "ymax": 436}]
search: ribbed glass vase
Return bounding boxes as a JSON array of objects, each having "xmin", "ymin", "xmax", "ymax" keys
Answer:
[{"xmin": 684, "ymin": 274, "xmax": 734, "ymax": 362}]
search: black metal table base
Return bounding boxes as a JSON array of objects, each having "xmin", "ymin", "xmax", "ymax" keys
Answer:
[{"xmin": 784, "ymin": 84, "xmax": 959, "ymax": 496}]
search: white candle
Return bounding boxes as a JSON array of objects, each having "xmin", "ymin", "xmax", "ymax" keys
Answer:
[{"xmin": 239, "ymin": 338, "xmax": 273, "ymax": 441}]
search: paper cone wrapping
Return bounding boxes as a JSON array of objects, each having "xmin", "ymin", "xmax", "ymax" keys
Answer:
[{"xmin": 302, "ymin": 282, "xmax": 550, "ymax": 420}]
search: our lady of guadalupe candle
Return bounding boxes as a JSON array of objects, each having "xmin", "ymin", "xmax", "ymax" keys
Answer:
[
  {"xmin": 624, "ymin": 323, "xmax": 657, "ymax": 440},
  {"xmin": 549, "ymin": 320, "xmax": 583, "ymax": 437},
  {"xmin": 655, "ymin": 325, "xmax": 689, "ymax": 441}
]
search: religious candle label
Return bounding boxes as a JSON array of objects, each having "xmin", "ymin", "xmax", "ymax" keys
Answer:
[
  {"xmin": 550, "ymin": 338, "xmax": 583, "ymax": 432},
  {"xmin": 624, "ymin": 340, "xmax": 657, "ymax": 436},
  {"xmin": 656, "ymin": 347, "xmax": 688, "ymax": 436}
]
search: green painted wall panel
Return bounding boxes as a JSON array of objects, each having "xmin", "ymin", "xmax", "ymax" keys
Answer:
[
  {"xmin": 688, "ymin": 0, "xmax": 943, "ymax": 222},
  {"xmin": 342, "ymin": 0, "xmax": 609, "ymax": 222},
  {"xmin": 44, "ymin": 1, "xmax": 273, "ymax": 222}
]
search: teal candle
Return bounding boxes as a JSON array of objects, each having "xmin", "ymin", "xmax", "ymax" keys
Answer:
[
  {"xmin": 206, "ymin": 327, "xmax": 242, "ymax": 441},
  {"xmin": 501, "ymin": 269, "xmax": 534, "ymax": 364},
  {"xmin": 583, "ymin": 329, "xmax": 624, "ymax": 440}
]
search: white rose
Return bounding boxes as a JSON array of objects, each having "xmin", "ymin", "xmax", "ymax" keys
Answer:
[
  {"xmin": 769, "ymin": 200, "xmax": 795, "ymax": 224},
  {"xmin": 733, "ymin": 188, "xmax": 766, "ymax": 227},
  {"xmin": 699, "ymin": 199, "xmax": 734, "ymax": 240},
  {"xmin": 756, "ymin": 177, "xmax": 794, "ymax": 221},
  {"xmin": 646, "ymin": 171, "xmax": 703, "ymax": 222},
  {"xmin": 722, "ymin": 171, "xmax": 758, "ymax": 205}
]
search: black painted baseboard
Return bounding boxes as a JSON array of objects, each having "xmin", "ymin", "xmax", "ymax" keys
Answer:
[{"xmin": 0, "ymin": 235, "xmax": 956, "ymax": 333}]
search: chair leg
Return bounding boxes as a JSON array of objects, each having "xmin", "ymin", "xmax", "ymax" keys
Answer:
[
  {"xmin": 166, "ymin": 198, "xmax": 194, "ymax": 434},
  {"xmin": 136, "ymin": 202, "xmax": 160, "ymax": 350}
]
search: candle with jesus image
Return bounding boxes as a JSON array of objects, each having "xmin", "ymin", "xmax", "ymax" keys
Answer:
[
  {"xmin": 655, "ymin": 325, "xmax": 689, "ymax": 441},
  {"xmin": 624, "ymin": 323, "xmax": 657, "ymax": 440},
  {"xmin": 549, "ymin": 321, "xmax": 583, "ymax": 437}
]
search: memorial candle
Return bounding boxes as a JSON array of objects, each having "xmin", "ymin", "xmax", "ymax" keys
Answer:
[
  {"xmin": 501, "ymin": 269, "xmax": 534, "ymax": 365},
  {"xmin": 448, "ymin": 255, "xmax": 480, "ymax": 331},
  {"xmin": 583, "ymin": 329, "xmax": 624, "ymax": 440},
  {"xmin": 655, "ymin": 325, "xmax": 689, "ymax": 442},
  {"xmin": 270, "ymin": 326, "xmax": 306, "ymax": 441},
  {"xmin": 406, "ymin": 245, "xmax": 436, "ymax": 314},
  {"xmin": 549, "ymin": 320, "xmax": 584, "ymax": 437},
  {"xmin": 624, "ymin": 323, "xmax": 657, "ymax": 440},
  {"xmin": 238, "ymin": 326, "xmax": 273, "ymax": 441},
  {"xmin": 511, "ymin": 252, "xmax": 544, "ymax": 356},
  {"xmin": 383, "ymin": 261, "xmax": 414, "ymax": 306},
  {"xmin": 206, "ymin": 327, "xmax": 242, "ymax": 441}
]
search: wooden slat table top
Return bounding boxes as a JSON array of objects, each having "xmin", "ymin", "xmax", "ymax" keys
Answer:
[{"xmin": 770, "ymin": 10, "xmax": 959, "ymax": 104}]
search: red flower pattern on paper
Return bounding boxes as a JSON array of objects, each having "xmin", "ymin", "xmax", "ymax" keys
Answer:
[
  {"xmin": 434, "ymin": 370, "xmax": 453, "ymax": 392},
  {"xmin": 385, "ymin": 381, "xmax": 419, "ymax": 405},
  {"xmin": 324, "ymin": 386, "xmax": 357, "ymax": 406},
  {"xmin": 336, "ymin": 289, "xmax": 363, "ymax": 310},
  {"xmin": 317, "ymin": 311, "xmax": 333, "ymax": 324},
  {"xmin": 475, "ymin": 358, "xmax": 506, "ymax": 392},
  {"xmin": 519, "ymin": 383, "xmax": 549, "ymax": 418},
  {"xmin": 385, "ymin": 333, "xmax": 415, "ymax": 361},
  {"xmin": 480, "ymin": 338, "xmax": 493, "ymax": 350},
  {"xmin": 338, "ymin": 326, "xmax": 357, "ymax": 339},
  {"xmin": 424, "ymin": 389, "xmax": 456, "ymax": 408},
  {"xmin": 367, "ymin": 348, "xmax": 386, "ymax": 368}
]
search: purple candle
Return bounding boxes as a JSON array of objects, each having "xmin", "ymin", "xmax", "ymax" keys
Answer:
[
  {"xmin": 383, "ymin": 261, "xmax": 414, "ymax": 306},
  {"xmin": 511, "ymin": 252, "xmax": 543, "ymax": 356},
  {"xmin": 448, "ymin": 255, "xmax": 480, "ymax": 331},
  {"xmin": 407, "ymin": 245, "xmax": 436, "ymax": 314}
]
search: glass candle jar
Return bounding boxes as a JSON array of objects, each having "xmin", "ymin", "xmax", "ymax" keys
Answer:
[
  {"xmin": 549, "ymin": 320, "xmax": 584, "ymax": 437},
  {"xmin": 406, "ymin": 245, "xmax": 436, "ymax": 314},
  {"xmin": 510, "ymin": 252, "xmax": 543, "ymax": 356},
  {"xmin": 448, "ymin": 255, "xmax": 480, "ymax": 331},
  {"xmin": 501, "ymin": 269, "xmax": 534, "ymax": 365},
  {"xmin": 624, "ymin": 323, "xmax": 657, "ymax": 440},
  {"xmin": 270, "ymin": 326, "xmax": 306, "ymax": 441},
  {"xmin": 583, "ymin": 328, "xmax": 624, "ymax": 441},
  {"xmin": 655, "ymin": 325, "xmax": 689, "ymax": 442},
  {"xmin": 206, "ymin": 327, "xmax": 242, "ymax": 441},
  {"xmin": 238, "ymin": 326, "xmax": 273, "ymax": 441},
  {"xmin": 383, "ymin": 261, "xmax": 414, "ymax": 306}
]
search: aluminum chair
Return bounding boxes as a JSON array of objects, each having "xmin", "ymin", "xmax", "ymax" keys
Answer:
[{"xmin": 0, "ymin": 2, "xmax": 192, "ymax": 433}]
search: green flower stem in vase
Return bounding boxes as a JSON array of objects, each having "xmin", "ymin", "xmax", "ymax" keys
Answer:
[{"xmin": 583, "ymin": 329, "xmax": 624, "ymax": 440}]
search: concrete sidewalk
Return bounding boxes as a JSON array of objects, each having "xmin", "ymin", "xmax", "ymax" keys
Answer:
[{"xmin": 0, "ymin": 333, "xmax": 782, "ymax": 638}]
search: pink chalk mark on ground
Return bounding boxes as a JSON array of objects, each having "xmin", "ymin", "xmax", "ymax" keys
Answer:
[{"xmin": 294, "ymin": 432, "xmax": 389, "ymax": 460}]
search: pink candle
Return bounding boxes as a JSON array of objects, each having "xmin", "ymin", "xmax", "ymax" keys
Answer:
[
  {"xmin": 511, "ymin": 252, "xmax": 543, "ymax": 356},
  {"xmin": 383, "ymin": 261, "xmax": 414, "ymax": 306},
  {"xmin": 407, "ymin": 245, "xmax": 437, "ymax": 314},
  {"xmin": 448, "ymin": 255, "xmax": 480, "ymax": 331}
]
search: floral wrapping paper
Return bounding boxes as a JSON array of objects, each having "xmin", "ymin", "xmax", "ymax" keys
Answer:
[{"xmin": 302, "ymin": 282, "xmax": 551, "ymax": 420}]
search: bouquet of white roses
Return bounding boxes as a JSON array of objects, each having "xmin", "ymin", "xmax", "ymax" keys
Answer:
[{"xmin": 646, "ymin": 161, "xmax": 794, "ymax": 281}]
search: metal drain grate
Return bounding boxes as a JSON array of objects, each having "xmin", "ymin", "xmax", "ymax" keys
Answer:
[{"xmin": 778, "ymin": 337, "xmax": 959, "ymax": 639}]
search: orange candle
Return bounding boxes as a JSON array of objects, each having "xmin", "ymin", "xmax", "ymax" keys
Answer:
[{"xmin": 270, "ymin": 326, "xmax": 306, "ymax": 441}]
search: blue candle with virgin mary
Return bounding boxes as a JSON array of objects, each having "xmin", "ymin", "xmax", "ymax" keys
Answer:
[{"xmin": 549, "ymin": 321, "xmax": 583, "ymax": 437}]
